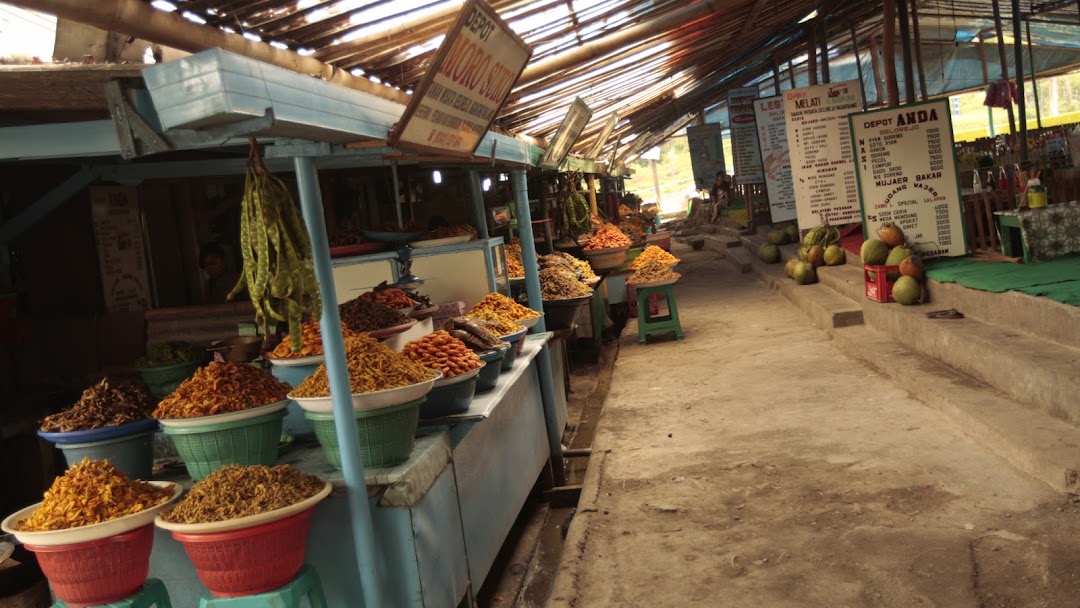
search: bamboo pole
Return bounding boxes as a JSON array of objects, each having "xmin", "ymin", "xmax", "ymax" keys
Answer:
[
  {"xmin": 806, "ymin": 22, "xmax": 819, "ymax": 86},
  {"xmin": 1026, "ymin": 18, "xmax": 1043, "ymax": 129},
  {"xmin": 991, "ymin": 0, "xmax": 1018, "ymax": 140},
  {"xmin": 911, "ymin": 1, "xmax": 929, "ymax": 99},
  {"xmin": 1013, "ymin": 0, "xmax": 1028, "ymax": 164},
  {"xmin": 897, "ymin": 0, "xmax": 917, "ymax": 103},
  {"xmin": 851, "ymin": 26, "xmax": 868, "ymax": 109},
  {"xmin": 517, "ymin": 0, "xmax": 737, "ymax": 87},
  {"xmin": 819, "ymin": 13, "xmax": 830, "ymax": 84},
  {"xmin": 883, "ymin": 0, "xmax": 901, "ymax": 106},
  {"xmin": 772, "ymin": 53, "xmax": 783, "ymax": 95},
  {"xmin": 978, "ymin": 33, "xmax": 996, "ymax": 137},
  {"xmin": 869, "ymin": 36, "xmax": 885, "ymax": 106},
  {"xmin": 12, "ymin": 0, "xmax": 409, "ymax": 105}
]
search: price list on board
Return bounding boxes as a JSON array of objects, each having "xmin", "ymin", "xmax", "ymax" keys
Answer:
[
  {"xmin": 783, "ymin": 80, "xmax": 863, "ymax": 230},
  {"xmin": 849, "ymin": 99, "xmax": 966, "ymax": 258}
]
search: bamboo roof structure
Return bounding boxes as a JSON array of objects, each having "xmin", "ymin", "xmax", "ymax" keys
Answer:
[{"xmin": 7, "ymin": 0, "xmax": 1080, "ymax": 165}]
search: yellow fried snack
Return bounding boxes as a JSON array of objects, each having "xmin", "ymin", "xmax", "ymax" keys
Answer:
[
  {"xmin": 17, "ymin": 459, "xmax": 172, "ymax": 531},
  {"xmin": 291, "ymin": 334, "xmax": 436, "ymax": 397}
]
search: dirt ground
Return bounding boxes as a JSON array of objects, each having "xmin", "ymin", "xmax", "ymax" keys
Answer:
[{"xmin": 548, "ymin": 246, "xmax": 1080, "ymax": 608}]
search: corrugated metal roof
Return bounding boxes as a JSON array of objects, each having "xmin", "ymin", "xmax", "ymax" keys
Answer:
[{"xmin": 130, "ymin": 0, "xmax": 1080, "ymax": 162}]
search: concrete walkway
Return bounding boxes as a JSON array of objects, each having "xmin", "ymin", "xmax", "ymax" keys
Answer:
[{"xmin": 547, "ymin": 246, "xmax": 1080, "ymax": 607}]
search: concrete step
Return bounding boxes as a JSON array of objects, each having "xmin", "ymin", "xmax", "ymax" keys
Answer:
[
  {"xmin": 815, "ymin": 263, "xmax": 866, "ymax": 304},
  {"xmin": 924, "ymin": 275, "xmax": 1080, "ymax": 351},
  {"xmin": 716, "ymin": 243, "xmax": 752, "ymax": 274},
  {"xmin": 860, "ymin": 298, "xmax": 1080, "ymax": 425},
  {"xmin": 748, "ymin": 249, "xmax": 865, "ymax": 330},
  {"xmin": 832, "ymin": 322, "xmax": 1080, "ymax": 494}
]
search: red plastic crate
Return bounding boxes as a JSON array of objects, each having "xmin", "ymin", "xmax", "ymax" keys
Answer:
[
  {"xmin": 864, "ymin": 264, "xmax": 900, "ymax": 303},
  {"xmin": 26, "ymin": 524, "xmax": 154, "ymax": 608},
  {"xmin": 171, "ymin": 508, "xmax": 315, "ymax": 597}
]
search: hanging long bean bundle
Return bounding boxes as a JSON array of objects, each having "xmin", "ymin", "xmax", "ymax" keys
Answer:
[{"xmin": 229, "ymin": 140, "xmax": 322, "ymax": 352}]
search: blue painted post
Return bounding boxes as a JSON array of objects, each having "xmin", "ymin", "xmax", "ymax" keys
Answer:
[
  {"xmin": 510, "ymin": 168, "xmax": 567, "ymax": 486},
  {"xmin": 468, "ymin": 170, "xmax": 497, "ymax": 292},
  {"xmin": 293, "ymin": 156, "xmax": 385, "ymax": 608}
]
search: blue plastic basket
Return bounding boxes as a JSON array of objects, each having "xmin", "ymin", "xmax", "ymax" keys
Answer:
[
  {"xmin": 476, "ymin": 345, "xmax": 509, "ymax": 393},
  {"xmin": 56, "ymin": 431, "xmax": 156, "ymax": 480}
]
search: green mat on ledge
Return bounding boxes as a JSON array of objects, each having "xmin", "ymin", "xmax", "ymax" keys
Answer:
[{"xmin": 925, "ymin": 254, "xmax": 1080, "ymax": 306}]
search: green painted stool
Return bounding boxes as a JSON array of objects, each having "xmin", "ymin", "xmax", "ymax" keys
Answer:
[
  {"xmin": 53, "ymin": 579, "xmax": 171, "ymax": 608},
  {"xmin": 635, "ymin": 284, "xmax": 684, "ymax": 344},
  {"xmin": 199, "ymin": 565, "xmax": 327, "ymax": 608}
]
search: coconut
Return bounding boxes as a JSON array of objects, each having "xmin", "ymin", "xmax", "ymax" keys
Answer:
[
  {"xmin": 899, "ymin": 255, "xmax": 925, "ymax": 281},
  {"xmin": 798, "ymin": 245, "xmax": 811, "ymax": 262},
  {"xmin": 860, "ymin": 238, "xmax": 889, "ymax": 265},
  {"xmin": 892, "ymin": 275, "xmax": 921, "ymax": 305},
  {"xmin": 767, "ymin": 230, "xmax": 786, "ymax": 245},
  {"xmin": 808, "ymin": 245, "xmax": 826, "ymax": 268},
  {"xmin": 885, "ymin": 245, "xmax": 914, "ymax": 281},
  {"xmin": 824, "ymin": 245, "xmax": 846, "ymax": 266},
  {"xmin": 793, "ymin": 261, "xmax": 817, "ymax": 285},
  {"xmin": 758, "ymin": 243, "xmax": 781, "ymax": 264},
  {"xmin": 877, "ymin": 222, "xmax": 906, "ymax": 247},
  {"xmin": 785, "ymin": 258, "xmax": 799, "ymax": 278},
  {"xmin": 783, "ymin": 224, "xmax": 800, "ymax": 244}
]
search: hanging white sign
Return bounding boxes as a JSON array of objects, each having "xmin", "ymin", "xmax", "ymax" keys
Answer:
[
  {"xmin": 686, "ymin": 123, "xmax": 726, "ymax": 191},
  {"xmin": 90, "ymin": 186, "xmax": 151, "ymax": 312},
  {"xmin": 784, "ymin": 80, "xmax": 863, "ymax": 229},
  {"xmin": 753, "ymin": 95, "xmax": 796, "ymax": 223},
  {"xmin": 849, "ymin": 99, "xmax": 968, "ymax": 258},
  {"xmin": 728, "ymin": 87, "xmax": 764, "ymax": 184},
  {"xmin": 389, "ymin": 0, "xmax": 532, "ymax": 156},
  {"xmin": 540, "ymin": 97, "xmax": 593, "ymax": 169}
]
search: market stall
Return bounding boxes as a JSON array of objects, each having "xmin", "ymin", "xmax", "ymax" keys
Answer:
[{"xmin": 0, "ymin": 45, "xmax": 572, "ymax": 607}]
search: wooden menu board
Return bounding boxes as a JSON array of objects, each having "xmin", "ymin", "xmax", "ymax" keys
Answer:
[
  {"xmin": 849, "ymin": 99, "xmax": 967, "ymax": 257},
  {"xmin": 728, "ymin": 87, "xmax": 764, "ymax": 184},
  {"xmin": 784, "ymin": 80, "xmax": 863, "ymax": 229},
  {"xmin": 753, "ymin": 95, "xmax": 796, "ymax": 223}
]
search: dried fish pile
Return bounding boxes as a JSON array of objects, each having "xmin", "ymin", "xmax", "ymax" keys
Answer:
[
  {"xmin": 540, "ymin": 267, "xmax": 592, "ymax": 300},
  {"xmin": 627, "ymin": 260, "xmax": 681, "ymax": 285},
  {"xmin": 339, "ymin": 297, "xmax": 409, "ymax": 332},
  {"xmin": 40, "ymin": 379, "xmax": 155, "ymax": 432},
  {"xmin": 160, "ymin": 465, "xmax": 324, "ymax": 524}
]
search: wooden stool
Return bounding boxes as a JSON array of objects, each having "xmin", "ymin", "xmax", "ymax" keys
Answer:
[
  {"xmin": 635, "ymin": 284, "xmax": 683, "ymax": 344},
  {"xmin": 53, "ymin": 579, "xmax": 171, "ymax": 608},
  {"xmin": 199, "ymin": 565, "xmax": 327, "ymax": 608}
]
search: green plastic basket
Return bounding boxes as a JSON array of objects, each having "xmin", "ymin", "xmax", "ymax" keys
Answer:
[
  {"xmin": 303, "ymin": 399, "xmax": 420, "ymax": 469},
  {"xmin": 138, "ymin": 361, "xmax": 202, "ymax": 400},
  {"xmin": 162, "ymin": 410, "xmax": 285, "ymax": 481}
]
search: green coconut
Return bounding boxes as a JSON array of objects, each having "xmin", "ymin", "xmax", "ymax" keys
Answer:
[
  {"xmin": 824, "ymin": 245, "xmax": 846, "ymax": 266},
  {"xmin": 785, "ymin": 258, "xmax": 799, "ymax": 278},
  {"xmin": 808, "ymin": 244, "xmax": 826, "ymax": 268},
  {"xmin": 861, "ymin": 238, "xmax": 889, "ymax": 265},
  {"xmin": 798, "ymin": 245, "xmax": 811, "ymax": 262},
  {"xmin": 892, "ymin": 275, "xmax": 921, "ymax": 305},
  {"xmin": 758, "ymin": 243, "xmax": 781, "ymax": 264},
  {"xmin": 767, "ymin": 230, "xmax": 786, "ymax": 246},
  {"xmin": 793, "ymin": 261, "xmax": 817, "ymax": 285},
  {"xmin": 885, "ymin": 245, "xmax": 915, "ymax": 281},
  {"xmin": 784, "ymin": 224, "xmax": 800, "ymax": 244}
]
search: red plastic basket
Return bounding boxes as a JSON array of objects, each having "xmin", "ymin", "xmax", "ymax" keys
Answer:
[
  {"xmin": 864, "ymin": 264, "xmax": 900, "ymax": 303},
  {"xmin": 171, "ymin": 508, "xmax": 315, "ymax": 597},
  {"xmin": 24, "ymin": 524, "xmax": 154, "ymax": 608}
]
